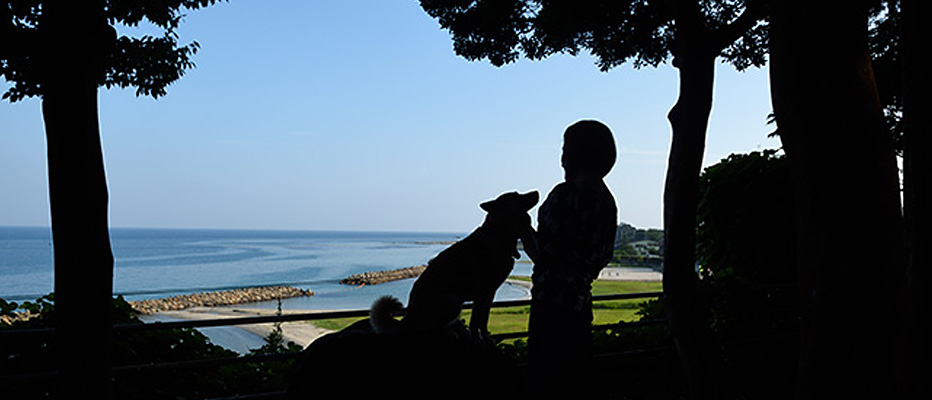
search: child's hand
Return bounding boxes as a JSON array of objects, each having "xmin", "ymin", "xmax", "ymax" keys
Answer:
[{"xmin": 520, "ymin": 226, "xmax": 539, "ymax": 264}]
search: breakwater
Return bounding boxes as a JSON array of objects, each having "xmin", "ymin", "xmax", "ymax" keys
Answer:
[
  {"xmin": 130, "ymin": 285, "xmax": 314, "ymax": 314},
  {"xmin": 339, "ymin": 265, "xmax": 427, "ymax": 286},
  {"xmin": 0, "ymin": 311, "xmax": 34, "ymax": 326}
]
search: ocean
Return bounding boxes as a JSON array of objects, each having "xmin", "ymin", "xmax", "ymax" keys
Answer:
[{"xmin": 0, "ymin": 226, "xmax": 532, "ymax": 310}]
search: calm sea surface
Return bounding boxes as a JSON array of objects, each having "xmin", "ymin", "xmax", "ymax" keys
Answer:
[{"xmin": 0, "ymin": 226, "xmax": 531, "ymax": 310}]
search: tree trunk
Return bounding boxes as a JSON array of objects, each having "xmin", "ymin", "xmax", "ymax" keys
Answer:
[
  {"xmin": 44, "ymin": 79, "xmax": 114, "ymax": 400},
  {"xmin": 901, "ymin": 0, "xmax": 931, "ymax": 397},
  {"xmin": 769, "ymin": 2, "xmax": 906, "ymax": 398},
  {"xmin": 40, "ymin": 2, "xmax": 115, "ymax": 398},
  {"xmin": 662, "ymin": 37, "xmax": 721, "ymax": 400}
]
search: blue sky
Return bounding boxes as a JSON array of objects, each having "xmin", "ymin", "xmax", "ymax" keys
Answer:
[{"xmin": 0, "ymin": 1, "xmax": 779, "ymax": 233}]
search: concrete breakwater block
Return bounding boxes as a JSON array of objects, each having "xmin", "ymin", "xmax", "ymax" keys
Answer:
[
  {"xmin": 339, "ymin": 265, "xmax": 427, "ymax": 286},
  {"xmin": 129, "ymin": 286, "xmax": 314, "ymax": 314}
]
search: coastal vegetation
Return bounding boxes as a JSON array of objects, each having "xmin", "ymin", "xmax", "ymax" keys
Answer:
[
  {"xmin": 615, "ymin": 223, "xmax": 664, "ymax": 257},
  {"xmin": 612, "ymin": 223, "xmax": 665, "ymax": 269}
]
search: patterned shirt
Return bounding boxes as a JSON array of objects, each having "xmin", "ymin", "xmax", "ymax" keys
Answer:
[{"xmin": 531, "ymin": 178, "xmax": 617, "ymax": 312}]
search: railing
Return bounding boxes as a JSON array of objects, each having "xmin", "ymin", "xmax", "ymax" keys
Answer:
[{"xmin": 1, "ymin": 291, "xmax": 667, "ymax": 399}]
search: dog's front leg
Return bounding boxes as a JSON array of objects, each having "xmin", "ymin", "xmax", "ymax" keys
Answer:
[{"xmin": 469, "ymin": 294, "xmax": 494, "ymax": 342}]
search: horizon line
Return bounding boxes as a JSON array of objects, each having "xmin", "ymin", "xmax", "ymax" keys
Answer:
[{"xmin": 2, "ymin": 222, "xmax": 665, "ymax": 233}]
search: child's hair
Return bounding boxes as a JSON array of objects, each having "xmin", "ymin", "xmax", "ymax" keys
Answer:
[{"xmin": 562, "ymin": 120, "xmax": 616, "ymax": 177}]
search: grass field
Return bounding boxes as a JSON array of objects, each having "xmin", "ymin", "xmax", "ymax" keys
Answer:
[{"xmin": 310, "ymin": 279, "xmax": 663, "ymax": 336}]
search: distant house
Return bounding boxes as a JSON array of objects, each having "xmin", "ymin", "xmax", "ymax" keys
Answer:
[{"xmin": 614, "ymin": 223, "xmax": 664, "ymax": 271}]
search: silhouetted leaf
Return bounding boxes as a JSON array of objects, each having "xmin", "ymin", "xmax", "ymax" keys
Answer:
[{"xmin": 1, "ymin": 0, "xmax": 227, "ymax": 102}]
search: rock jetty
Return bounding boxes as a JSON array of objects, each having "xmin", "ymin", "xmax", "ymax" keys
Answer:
[
  {"xmin": 339, "ymin": 265, "xmax": 427, "ymax": 286},
  {"xmin": 130, "ymin": 285, "xmax": 314, "ymax": 314}
]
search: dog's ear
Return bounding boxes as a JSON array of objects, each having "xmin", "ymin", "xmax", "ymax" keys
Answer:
[
  {"xmin": 481, "ymin": 191, "xmax": 539, "ymax": 213},
  {"xmin": 479, "ymin": 200, "xmax": 494, "ymax": 212},
  {"xmin": 519, "ymin": 191, "xmax": 539, "ymax": 211},
  {"xmin": 479, "ymin": 193, "xmax": 512, "ymax": 213}
]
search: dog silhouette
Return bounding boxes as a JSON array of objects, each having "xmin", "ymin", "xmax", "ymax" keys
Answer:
[{"xmin": 369, "ymin": 191, "xmax": 538, "ymax": 339}]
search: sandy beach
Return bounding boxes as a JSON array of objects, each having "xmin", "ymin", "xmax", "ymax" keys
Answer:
[
  {"xmin": 598, "ymin": 266, "xmax": 663, "ymax": 281},
  {"xmin": 154, "ymin": 306, "xmax": 336, "ymax": 350}
]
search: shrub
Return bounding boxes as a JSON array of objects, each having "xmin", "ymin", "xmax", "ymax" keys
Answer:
[{"xmin": 1, "ymin": 294, "xmax": 301, "ymax": 399}]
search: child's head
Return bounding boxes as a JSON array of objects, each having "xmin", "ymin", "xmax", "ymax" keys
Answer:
[{"xmin": 562, "ymin": 120, "xmax": 616, "ymax": 178}]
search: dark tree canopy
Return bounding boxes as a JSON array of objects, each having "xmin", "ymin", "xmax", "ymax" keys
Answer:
[
  {"xmin": 420, "ymin": 0, "xmax": 769, "ymax": 72},
  {"xmin": 1, "ymin": 0, "xmax": 224, "ymax": 102},
  {"xmin": 420, "ymin": 0, "xmax": 901, "ymax": 142}
]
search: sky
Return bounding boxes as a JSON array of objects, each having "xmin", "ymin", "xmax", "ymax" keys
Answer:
[{"xmin": 0, "ymin": 1, "xmax": 779, "ymax": 233}]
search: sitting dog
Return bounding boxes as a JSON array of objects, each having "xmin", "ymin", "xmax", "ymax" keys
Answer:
[{"xmin": 369, "ymin": 190, "xmax": 538, "ymax": 339}]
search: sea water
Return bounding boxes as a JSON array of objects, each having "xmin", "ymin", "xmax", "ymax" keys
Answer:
[{"xmin": 0, "ymin": 226, "xmax": 531, "ymax": 308}]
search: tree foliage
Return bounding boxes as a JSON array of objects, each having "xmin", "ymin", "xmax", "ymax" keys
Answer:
[
  {"xmin": 420, "ymin": 0, "xmax": 902, "ymax": 145},
  {"xmin": 697, "ymin": 149, "xmax": 795, "ymax": 283},
  {"xmin": 420, "ymin": 0, "xmax": 768, "ymax": 72},
  {"xmin": 616, "ymin": 222, "xmax": 663, "ymax": 246},
  {"xmin": 695, "ymin": 149, "xmax": 799, "ymax": 347},
  {"xmin": 694, "ymin": 150, "xmax": 799, "ymax": 399},
  {"xmin": 1, "ymin": 0, "xmax": 225, "ymax": 101}
]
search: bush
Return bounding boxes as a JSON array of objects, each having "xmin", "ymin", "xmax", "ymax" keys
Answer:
[
  {"xmin": 695, "ymin": 150, "xmax": 800, "ymax": 399},
  {"xmin": 1, "ymin": 294, "xmax": 301, "ymax": 399}
]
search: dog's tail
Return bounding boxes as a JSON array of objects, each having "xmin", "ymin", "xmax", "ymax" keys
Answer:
[{"xmin": 369, "ymin": 295, "xmax": 404, "ymax": 334}]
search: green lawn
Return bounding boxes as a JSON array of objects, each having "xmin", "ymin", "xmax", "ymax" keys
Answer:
[{"xmin": 309, "ymin": 279, "xmax": 662, "ymax": 335}]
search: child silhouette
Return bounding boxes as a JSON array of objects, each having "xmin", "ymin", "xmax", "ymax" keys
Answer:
[{"xmin": 522, "ymin": 120, "xmax": 618, "ymax": 395}]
